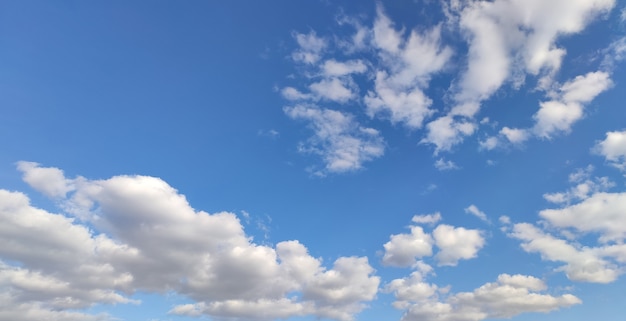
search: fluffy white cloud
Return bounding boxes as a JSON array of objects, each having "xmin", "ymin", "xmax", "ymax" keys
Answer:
[
  {"xmin": 594, "ymin": 129, "xmax": 626, "ymax": 171},
  {"xmin": 421, "ymin": 116, "xmax": 476, "ymax": 153},
  {"xmin": 389, "ymin": 273, "xmax": 580, "ymax": 321},
  {"xmin": 383, "ymin": 215, "xmax": 485, "ymax": 268},
  {"xmin": 533, "ymin": 71, "xmax": 612, "ymax": 138},
  {"xmin": 16, "ymin": 161, "xmax": 75, "ymax": 198},
  {"xmin": 422, "ymin": 0, "xmax": 615, "ymax": 151},
  {"xmin": 540, "ymin": 192, "xmax": 626, "ymax": 243},
  {"xmin": 500, "ymin": 127, "xmax": 529, "ymax": 144},
  {"xmin": 4, "ymin": 163, "xmax": 381, "ymax": 321},
  {"xmin": 284, "ymin": 105, "xmax": 385, "ymax": 175},
  {"xmin": 509, "ymin": 166, "xmax": 626, "ymax": 283},
  {"xmin": 383, "ymin": 226, "xmax": 434, "ymax": 267},
  {"xmin": 510, "ymin": 223, "xmax": 621, "ymax": 283},
  {"xmin": 433, "ymin": 225, "xmax": 485, "ymax": 266},
  {"xmin": 365, "ymin": 7, "xmax": 452, "ymax": 129}
]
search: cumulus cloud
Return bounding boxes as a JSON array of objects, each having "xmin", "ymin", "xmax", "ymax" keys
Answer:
[
  {"xmin": 388, "ymin": 273, "xmax": 580, "ymax": 321},
  {"xmin": 533, "ymin": 71, "xmax": 613, "ymax": 138},
  {"xmin": 433, "ymin": 224, "xmax": 485, "ymax": 266},
  {"xmin": 16, "ymin": 161, "xmax": 75, "ymax": 198},
  {"xmin": 500, "ymin": 127, "xmax": 529, "ymax": 144},
  {"xmin": 594, "ymin": 129, "xmax": 626, "ymax": 171},
  {"xmin": 509, "ymin": 169, "xmax": 626, "ymax": 283},
  {"xmin": 510, "ymin": 223, "xmax": 621, "ymax": 283},
  {"xmin": 422, "ymin": 0, "xmax": 615, "ymax": 151},
  {"xmin": 364, "ymin": 6, "xmax": 452, "ymax": 129},
  {"xmin": 284, "ymin": 105, "xmax": 385, "ymax": 175},
  {"xmin": 540, "ymin": 192, "xmax": 626, "ymax": 243},
  {"xmin": 3, "ymin": 163, "xmax": 381, "ymax": 321},
  {"xmin": 383, "ymin": 226, "xmax": 434, "ymax": 267},
  {"xmin": 382, "ymin": 215, "xmax": 484, "ymax": 268}
]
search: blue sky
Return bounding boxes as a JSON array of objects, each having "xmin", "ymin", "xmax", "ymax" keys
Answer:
[{"xmin": 1, "ymin": 1, "xmax": 626, "ymax": 320}]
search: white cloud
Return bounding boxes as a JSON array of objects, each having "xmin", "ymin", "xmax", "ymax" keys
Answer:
[
  {"xmin": 412, "ymin": 213, "xmax": 442, "ymax": 225},
  {"xmin": 284, "ymin": 105, "xmax": 385, "ymax": 174},
  {"xmin": 422, "ymin": 0, "xmax": 615, "ymax": 151},
  {"xmin": 543, "ymin": 169, "xmax": 613, "ymax": 205},
  {"xmin": 533, "ymin": 71, "xmax": 612, "ymax": 138},
  {"xmin": 292, "ymin": 31, "xmax": 327, "ymax": 64},
  {"xmin": 510, "ymin": 223, "xmax": 621, "ymax": 283},
  {"xmin": 5, "ymin": 163, "xmax": 381, "ymax": 321},
  {"xmin": 385, "ymin": 270, "xmax": 438, "ymax": 309},
  {"xmin": 509, "ymin": 167, "xmax": 626, "ymax": 283},
  {"xmin": 434, "ymin": 158, "xmax": 459, "ymax": 171},
  {"xmin": 365, "ymin": 6, "xmax": 452, "ymax": 129},
  {"xmin": 500, "ymin": 127, "xmax": 529, "ymax": 144},
  {"xmin": 16, "ymin": 161, "xmax": 75, "ymax": 198},
  {"xmin": 383, "ymin": 226, "xmax": 434, "ymax": 267},
  {"xmin": 433, "ymin": 225, "xmax": 485, "ymax": 266},
  {"xmin": 321, "ymin": 59, "xmax": 367, "ymax": 77},
  {"xmin": 309, "ymin": 78, "xmax": 356, "ymax": 103},
  {"xmin": 389, "ymin": 273, "xmax": 580, "ymax": 321},
  {"xmin": 464, "ymin": 204, "xmax": 490, "ymax": 223},
  {"xmin": 479, "ymin": 136, "xmax": 499, "ymax": 150},
  {"xmin": 421, "ymin": 116, "xmax": 476, "ymax": 153},
  {"xmin": 540, "ymin": 192, "xmax": 626, "ymax": 243},
  {"xmin": 282, "ymin": 87, "xmax": 311, "ymax": 101},
  {"xmin": 594, "ymin": 129, "xmax": 626, "ymax": 171}
]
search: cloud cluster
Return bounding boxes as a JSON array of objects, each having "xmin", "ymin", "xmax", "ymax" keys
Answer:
[
  {"xmin": 282, "ymin": 1, "xmax": 618, "ymax": 171},
  {"xmin": 2, "ymin": 162, "xmax": 380, "ymax": 321},
  {"xmin": 382, "ymin": 212, "xmax": 581, "ymax": 321},
  {"xmin": 382, "ymin": 213, "xmax": 485, "ymax": 268},
  {"xmin": 284, "ymin": 105, "xmax": 384, "ymax": 175},
  {"xmin": 507, "ymin": 165, "xmax": 626, "ymax": 283},
  {"xmin": 388, "ymin": 272, "xmax": 580, "ymax": 321},
  {"xmin": 424, "ymin": 0, "xmax": 615, "ymax": 151}
]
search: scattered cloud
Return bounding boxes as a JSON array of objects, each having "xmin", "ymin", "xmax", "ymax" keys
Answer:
[
  {"xmin": 388, "ymin": 273, "xmax": 580, "ymax": 321},
  {"xmin": 464, "ymin": 204, "xmax": 490, "ymax": 223},
  {"xmin": 284, "ymin": 105, "xmax": 385, "ymax": 175},
  {"xmin": 594, "ymin": 129, "xmax": 626, "ymax": 171},
  {"xmin": 543, "ymin": 166, "xmax": 614, "ymax": 204},
  {"xmin": 509, "ymin": 169, "xmax": 626, "ymax": 283},
  {"xmin": 321, "ymin": 59, "xmax": 367, "ymax": 77},
  {"xmin": 412, "ymin": 213, "xmax": 442, "ymax": 225},
  {"xmin": 292, "ymin": 31, "xmax": 327, "ymax": 65},
  {"xmin": 421, "ymin": 0, "xmax": 615, "ymax": 151},
  {"xmin": 533, "ymin": 71, "xmax": 612, "ymax": 138},
  {"xmin": 434, "ymin": 158, "xmax": 459, "ymax": 171}
]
